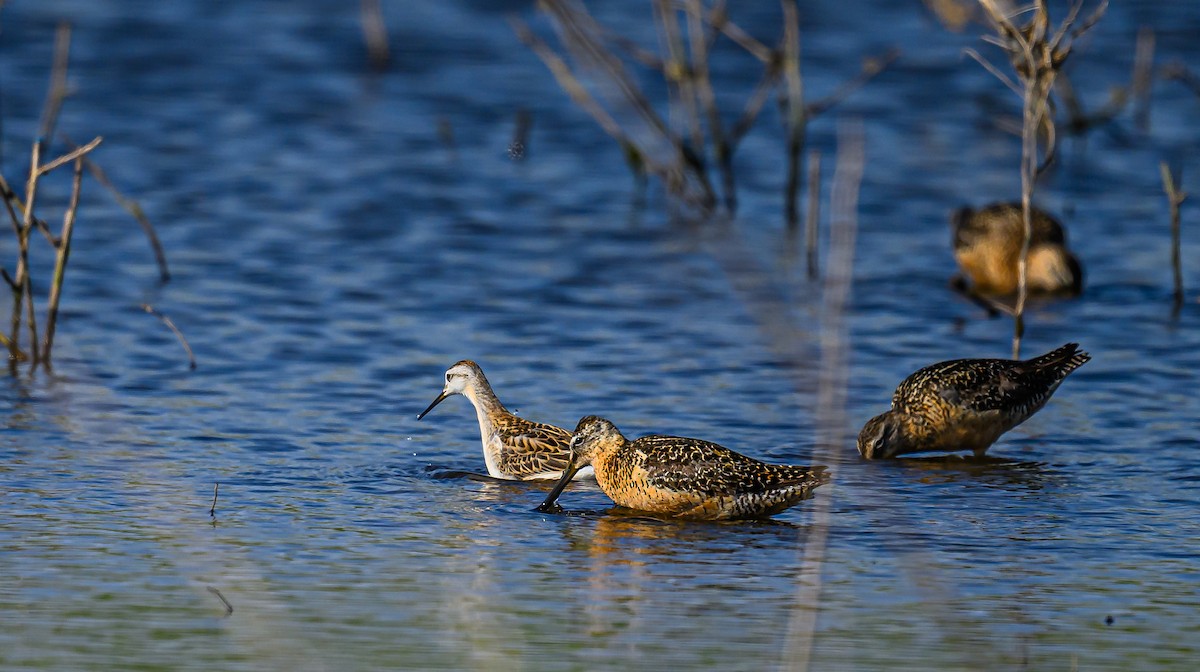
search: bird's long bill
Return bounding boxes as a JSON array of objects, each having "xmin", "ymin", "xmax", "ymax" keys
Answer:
[
  {"xmin": 416, "ymin": 390, "xmax": 451, "ymax": 420},
  {"xmin": 536, "ymin": 453, "xmax": 579, "ymax": 513}
]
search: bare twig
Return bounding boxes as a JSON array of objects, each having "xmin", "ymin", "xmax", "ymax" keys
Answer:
[
  {"xmin": 36, "ymin": 135, "xmax": 102, "ymax": 176},
  {"xmin": 1160, "ymin": 162, "xmax": 1187, "ymax": 315},
  {"xmin": 210, "ymin": 482, "xmax": 220, "ymax": 517},
  {"xmin": 805, "ymin": 49, "xmax": 900, "ymax": 118},
  {"xmin": 705, "ymin": 3, "xmax": 773, "ymax": 63},
  {"xmin": 686, "ymin": 0, "xmax": 735, "ymax": 210},
  {"xmin": 591, "ymin": 22, "xmax": 665, "ymax": 69},
  {"xmin": 654, "ymin": 0, "xmax": 702, "ymax": 154},
  {"xmin": 37, "ymin": 23, "xmax": 72, "ymax": 154},
  {"xmin": 141, "ymin": 304, "xmax": 197, "ymax": 370},
  {"xmin": 22, "ymin": 272, "xmax": 39, "ymax": 364},
  {"xmin": 1162, "ymin": 61, "xmax": 1200, "ymax": 99},
  {"xmin": 10, "ymin": 141, "xmax": 43, "ymax": 362},
  {"xmin": 973, "ymin": 0, "xmax": 1107, "ymax": 357},
  {"xmin": 511, "ymin": 18, "xmax": 654, "ymax": 179},
  {"xmin": 728, "ymin": 58, "xmax": 783, "ymax": 146},
  {"xmin": 0, "ymin": 176, "xmax": 58, "ymax": 246},
  {"xmin": 512, "ymin": 13, "xmax": 711, "ymax": 208},
  {"xmin": 521, "ymin": 0, "xmax": 893, "ymax": 218},
  {"xmin": 79, "ymin": 155, "xmax": 170, "ymax": 282},
  {"xmin": 207, "ymin": 586, "xmax": 234, "ymax": 617},
  {"xmin": 964, "ymin": 47, "xmax": 1022, "ymax": 96},
  {"xmin": 510, "ymin": 19, "xmax": 627, "ymax": 142},
  {"xmin": 42, "ymin": 157, "xmax": 84, "ymax": 364}
]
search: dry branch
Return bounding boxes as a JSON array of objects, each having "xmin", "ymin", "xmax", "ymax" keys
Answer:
[
  {"xmin": 37, "ymin": 136, "xmax": 102, "ymax": 176},
  {"xmin": 141, "ymin": 303, "xmax": 197, "ymax": 370},
  {"xmin": 3, "ymin": 22, "xmax": 166, "ymax": 371},
  {"xmin": 1160, "ymin": 163, "xmax": 1186, "ymax": 315},
  {"xmin": 78, "ymin": 152, "xmax": 171, "ymax": 281},
  {"xmin": 1162, "ymin": 61, "xmax": 1200, "ymax": 99},
  {"xmin": 42, "ymin": 157, "xmax": 84, "ymax": 362},
  {"xmin": 206, "ymin": 586, "xmax": 234, "ymax": 617},
  {"xmin": 972, "ymin": 0, "xmax": 1107, "ymax": 357},
  {"xmin": 37, "ymin": 23, "xmax": 72, "ymax": 153},
  {"xmin": 519, "ymin": 1, "xmax": 894, "ymax": 220}
]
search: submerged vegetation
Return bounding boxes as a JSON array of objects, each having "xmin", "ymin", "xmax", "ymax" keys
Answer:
[
  {"xmin": 517, "ymin": 0, "xmax": 1190, "ymax": 358},
  {"xmin": 0, "ymin": 23, "xmax": 183, "ymax": 372},
  {"xmin": 513, "ymin": 1, "xmax": 896, "ymax": 236},
  {"xmin": 968, "ymin": 0, "xmax": 1107, "ymax": 357}
]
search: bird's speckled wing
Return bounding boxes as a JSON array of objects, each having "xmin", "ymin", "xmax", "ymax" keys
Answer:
[
  {"xmin": 894, "ymin": 344, "xmax": 1089, "ymax": 419},
  {"xmin": 954, "ymin": 203, "xmax": 1066, "ymax": 249},
  {"xmin": 633, "ymin": 435, "xmax": 826, "ymax": 497},
  {"xmin": 491, "ymin": 415, "xmax": 573, "ymax": 479}
]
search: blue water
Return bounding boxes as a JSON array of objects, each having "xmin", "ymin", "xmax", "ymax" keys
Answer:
[{"xmin": 1, "ymin": 1, "xmax": 1198, "ymax": 669}]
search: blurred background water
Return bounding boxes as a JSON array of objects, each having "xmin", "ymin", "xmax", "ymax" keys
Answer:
[{"xmin": 0, "ymin": 1, "xmax": 1197, "ymax": 670}]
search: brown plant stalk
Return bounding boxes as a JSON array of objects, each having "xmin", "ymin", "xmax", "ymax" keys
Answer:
[
  {"xmin": 1160, "ymin": 163, "xmax": 1187, "ymax": 315},
  {"xmin": 42, "ymin": 157, "xmax": 84, "ymax": 363},
  {"xmin": 973, "ymin": 0, "xmax": 1107, "ymax": 358}
]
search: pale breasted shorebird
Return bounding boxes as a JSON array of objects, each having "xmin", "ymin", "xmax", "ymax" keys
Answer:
[
  {"xmin": 952, "ymin": 202, "xmax": 1083, "ymax": 297},
  {"xmin": 538, "ymin": 416, "xmax": 829, "ymax": 520},
  {"xmin": 857, "ymin": 343, "xmax": 1090, "ymax": 459},
  {"xmin": 417, "ymin": 360, "xmax": 589, "ymax": 481}
]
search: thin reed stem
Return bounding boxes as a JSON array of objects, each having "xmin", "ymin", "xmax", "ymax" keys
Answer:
[
  {"xmin": 685, "ymin": 0, "xmax": 735, "ymax": 210},
  {"xmin": 37, "ymin": 136, "xmax": 102, "ymax": 176},
  {"xmin": 79, "ymin": 153, "xmax": 170, "ymax": 281},
  {"xmin": 141, "ymin": 304, "xmax": 197, "ymax": 370},
  {"xmin": 653, "ymin": 0, "xmax": 702, "ymax": 154},
  {"xmin": 1160, "ymin": 162, "xmax": 1186, "ymax": 315},
  {"xmin": 37, "ymin": 23, "xmax": 72, "ymax": 155},
  {"xmin": 11, "ymin": 141, "xmax": 43, "ymax": 361},
  {"xmin": 43, "ymin": 157, "xmax": 84, "ymax": 364},
  {"xmin": 973, "ymin": 0, "xmax": 1106, "ymax": 357},
  {"xmin": 0, "ymin": 175, "xmax": 58, "ymax": 246}
]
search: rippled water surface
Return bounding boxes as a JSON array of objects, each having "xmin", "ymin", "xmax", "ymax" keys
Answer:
[{"xmin": 2, "ymin": 1, "xmax": 1199, "ymax": 670}]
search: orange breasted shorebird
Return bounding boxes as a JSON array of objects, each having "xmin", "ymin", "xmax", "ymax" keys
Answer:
[
  {"xmin": 857, "ymin": 343, "xmax": 1091, "ymax": 459},
  {"xmin": 417, "ymin": 360, "xmax": 590, "ymax": 481},
  {"xmin": 538, "ymin": 416, "xmax": 829, "ymax": 520},
  {"xmin": 952, "ymin": 202, "xmax": 1083, "ymax": 297}
]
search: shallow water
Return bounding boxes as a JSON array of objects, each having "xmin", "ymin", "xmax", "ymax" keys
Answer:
[{"xmin": 1, "ymin": 1, "xmax": 1198, "ymax": 670}]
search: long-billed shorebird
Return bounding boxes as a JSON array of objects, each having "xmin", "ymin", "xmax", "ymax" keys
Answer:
[
  {"xmin": 538, "ymin": 416, "xmax": 829, "ymax": 520},
  {"xmin": 857, "ymin": 343, "xmax": 1091, "ymax": 459},
  {"xmin": 417, "ymin": 360, "xmax": 588, "ymax": 481},
  {"xmin": 952, "ymin": 202, "xmax": 1083, "ymax": 297}
]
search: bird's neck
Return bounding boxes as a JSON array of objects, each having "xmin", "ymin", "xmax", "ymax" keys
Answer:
[{"xmin": 462, "ymin": 382, "xmax": 509, "ymax": 443}]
